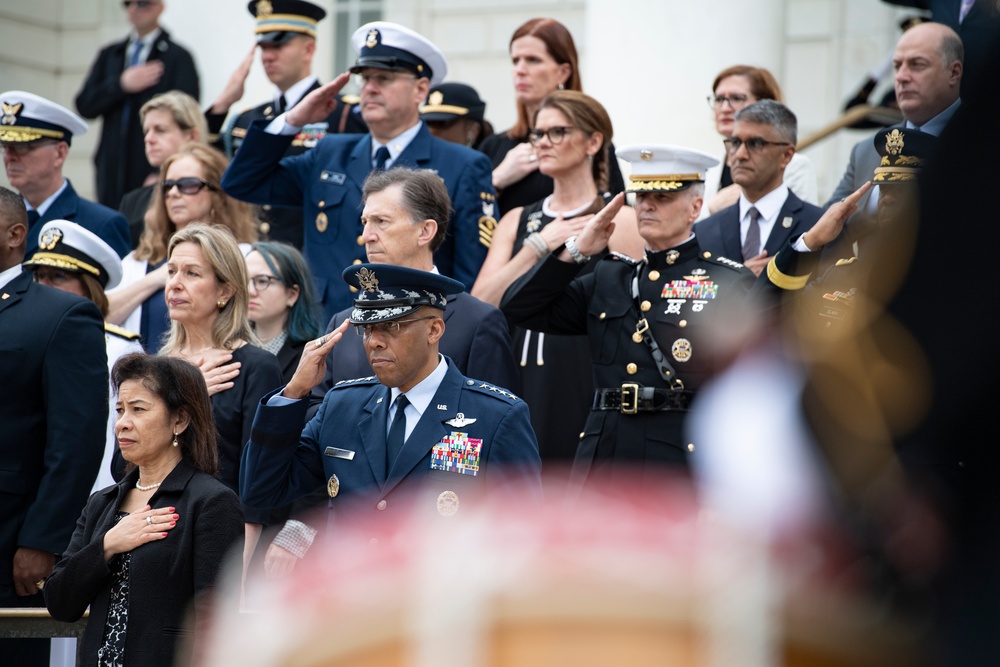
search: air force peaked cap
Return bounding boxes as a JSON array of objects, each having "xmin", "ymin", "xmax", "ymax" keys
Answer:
[
  {"xmin": 351, "ymin": 22, "xmax": 448, "ymax": 87},
  {"xmin": 343, "ymin": 263, "xmax": 463, "ymax": 324},
  {"xmin": 0, "ymin": 91, "xmax": 88, "ymax": 145}
]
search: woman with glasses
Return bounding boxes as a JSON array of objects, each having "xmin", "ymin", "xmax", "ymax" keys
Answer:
[
  {"xmin": 245, "ymin": 241, "xmax": 324, "ymax": 383},
  {"xmin": 107, "ymin": 143, "xmax": 258, "ymax": 352},
  {"xmin": 472, "ymin": 90, "xmax": 642, "ymax": 468},
  {"xmin": 702, "ymin": 65, "xmax": 817, "ymax": 218},
  {"xmin": 478, "ymin": 18, "xmax": 625, "ymax": 218},
  {"xmin": 118, "ymin": 91, "xmax": 208, "ymax": 248}
]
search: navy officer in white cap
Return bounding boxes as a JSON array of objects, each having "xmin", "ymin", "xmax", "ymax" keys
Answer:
[
  {"xmin": 25, "ymin": 220, "xmax": 143, "ymax": 492},
  {"xmin": 222, "ymin": 22, "xmax": 497, "ymax": 322},
  {"xmin": 0, "ymin": 91, "xmax": 131, "ymax": 259},
  {"xmin": 240, "ymin": 263, "xmax": 540, "ymax": 538},
  {"xmin": 502, "ymin": 145, "xmax": 755, "ymax": 492}
]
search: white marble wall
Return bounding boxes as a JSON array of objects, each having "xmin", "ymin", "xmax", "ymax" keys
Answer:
[{"xmin": 1, "ymin": 0, "xmax": 918, "ymax": 203}]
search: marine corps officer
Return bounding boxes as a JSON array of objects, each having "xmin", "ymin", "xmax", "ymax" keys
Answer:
[
  {"xmin": 222, "ymin": 22, "xmax": 497, "ymax": 321},
  {"xmin": 501, "ymin": 146, "xmax": 755, "ymax": 491},
  {"xmin": 240, "ymin": 264, "xmax": 541, "ymax": 534},
  {"xmin": 206, "ymin": 0, "xmax": 367, "ymax": 247}
]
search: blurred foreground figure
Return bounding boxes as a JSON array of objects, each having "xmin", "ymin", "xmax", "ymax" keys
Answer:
[{"xmin": 198, "ymin": 473, "xmax": 921, "ymax": 667}]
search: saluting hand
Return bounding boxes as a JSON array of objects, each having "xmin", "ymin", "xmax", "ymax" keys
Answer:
[
  {"xmin": 285, "ymin": 72, "xmax": 352, "ymax": 128},
  {"xmin": 103, "ymin": 505, "xmax": 179, "ymax": 562},
  {"xmin": 564, "ymin": 192, "xmax": 626, "ymax": 260},
  {"xmin": 283, "ymin": 320, "xmax": 350, "ymax": 399},
  {"xmin": 209, "ymin": 45, "xmax": 257, "ymax": 114},
  {"xmin": 801, "ymin": 181, "xmax": 872, "ymax": 251}
]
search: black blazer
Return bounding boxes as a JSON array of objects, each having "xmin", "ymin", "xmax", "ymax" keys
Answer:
[
  {"xmin": 45, "ymin": 460, "xmax": 244, "ymax": 667},
  {"xmin": 0, "ymin": 273, "xmax": 108, "ymax": 601},
  {"xmin": 695, "ymin": 190, "xmax": 824, "ymax": 262},
  {"xmin": 275, "ymin": 338, "xmax": 306, "ymax": 385},
  {"xmin": 75, "ymin": 29, "xmax": 200, "ymax": 208}
]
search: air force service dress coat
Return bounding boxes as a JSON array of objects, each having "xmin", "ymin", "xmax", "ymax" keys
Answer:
[
  {"xmin": 75, "ymin": 29, "xmax": 200, "ymax": 208},
  {"xmin": 695, "ymin": 190, "xmax": 823, "ymax": 261},
  {"xmin": 28, "ymin": 181, "xmax": 131, "ymax": 259},
  {"xmin": 240, "ymin": 359, "xmax": 542, "ymax": 526},
  {"xmin": 501, "ymin": 239, "xmax": 754, "ymax": 484},
  {"xmin": 221, "ymin": 122, "xmax": 497, "ymax": 320},
  {"xmin": 0, "ymin": 273, "xmax": 108, "ymax": 601}
]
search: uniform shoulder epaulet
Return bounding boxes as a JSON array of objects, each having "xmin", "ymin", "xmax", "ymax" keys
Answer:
[
  {"xmin": 332, "ymin": 375, "xmax": 378, "ymax": 389},
  {"xmin": 465, "ymin": 379, "xmax": 520, "ymax": 403},
  {"xmin": 105, "ymin": 322, "xmax": 141, "ymax": 341},
  {"xmin": 341, "ymin": 94, "xmax": 361, "ymax": 106},
  {"xmin": 706, "ymin": 254, "xmax": 750, "ymax": 272}
]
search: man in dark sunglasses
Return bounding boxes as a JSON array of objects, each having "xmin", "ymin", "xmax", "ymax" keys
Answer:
[
  {"xmin": 695, "ymin": 100, "xmax": 824, "ymax": 277},
  {"xmin": 204, "ymin": 0, "xmax": 367, "ymax": 249},
  {"xmin": 74, "ymin": 0, "xmax": 199, "ymax": 209}
]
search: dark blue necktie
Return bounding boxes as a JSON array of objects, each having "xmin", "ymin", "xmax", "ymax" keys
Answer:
[
  {"xmin": 121, "ymin": 39, "xmax": 144, "ymax": 128},
  {"xmin": 373, "ymin": 145, "xmax": 391, "ymax": 171},
  {"xmin": 386, "ymin": 394, "xmax": 409, "ymax": 475},
  {"xmin": 26, "ymin": 209, "xmax": 40, "ymax": 227}
]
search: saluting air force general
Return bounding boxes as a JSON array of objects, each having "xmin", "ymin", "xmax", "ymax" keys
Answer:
[
  {"xmin": 502, "ymin": 146, "xmax": 755, "ymax": 490},
  {"xmin": 222, "ymin": 22, "xmax": 497, "ymax": 321},
  {"xmin": 240, "ymin": 264, "xmax": 541, "ymax": 529}
]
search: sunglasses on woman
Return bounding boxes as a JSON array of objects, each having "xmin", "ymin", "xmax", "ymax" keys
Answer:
[{"xmin": 160, "ymin": 177, "xmax": 217, "ymax": 196}]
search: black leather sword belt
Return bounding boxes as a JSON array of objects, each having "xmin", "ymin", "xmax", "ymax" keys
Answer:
[{"xmin": 592, "ymin": 384, "xmax": 694, "ymax": 414}]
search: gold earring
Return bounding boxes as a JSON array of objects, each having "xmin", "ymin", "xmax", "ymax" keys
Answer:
[
  {"xmin": 172, "ymin": 432, "xmax": 179, "ymax": 447},
  {"xmin": 217, "ymin": 299, "xmax": 226, "ymax": 310}
]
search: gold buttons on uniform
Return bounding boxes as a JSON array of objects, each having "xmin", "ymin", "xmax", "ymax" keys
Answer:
[
  {"xmin": 262, "ymin": 204, "xmax": 272, "ymax": 211},
  {"xmin": 376, "ymin": 499, "xmax": 387, "ymax": 511},
  {"xmin": 318, "ymin": 200, "xmax": 325, "ymax": 208},
  {"xmin": 579, "ymin": 432, "xmax": 585, "ymax": 440},
  {"xmin": 679, "ymin": 319, "xmax": 687, "ymax": 327},
  {"xmin": 687, "ymin": 443, "xmax": 695, "ymax": 452},
  {"xmin": 356, "ymin": 235, "xmax": 365, "ymax": 246},
  {"xmin": 702, "ymin": 251, "xmax": 712, "ymax": 259},
  {"xmin": 640, "ymin": 300, "xmax": 651, "ymax": 312},
  {"xmin": 352, "ymin": 259, "xmax": 362, "ymax": 265},
  {"xmin": 259, "ymin": 222, "xmax": 271, "ymax": 235},
  {"xmin": 648, "ymin": 270, "xmax": 660, "ymax": 282},
  {"xmin": 599, "ymin": 312, "xmax": 606, "ymax": 320},
  {"xmin": 626, "ymin": 363, "xmax": 637, "ymax": 375}
]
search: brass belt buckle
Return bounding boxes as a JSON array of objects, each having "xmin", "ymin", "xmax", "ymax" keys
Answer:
[{"xmin": 620, "ymin": 383, "xmax": 639, "ymax": 415}]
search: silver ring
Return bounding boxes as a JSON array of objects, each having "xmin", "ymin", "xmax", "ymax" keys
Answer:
[
  {"xmin": 528, "ymin": 154, "xmax": 537, "ymax": 163},
  {"xmin": 146, "ymin": 516, "xmax": 153, "ymax": 526},
  {"xmin": 315, "ymin": 335, "xmax": 326, "ymax": 347}
]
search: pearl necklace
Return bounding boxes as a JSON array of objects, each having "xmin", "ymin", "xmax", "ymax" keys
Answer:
[{"xmin": 136, "ymin": 480, "xmax": 162, "ymax": 492}]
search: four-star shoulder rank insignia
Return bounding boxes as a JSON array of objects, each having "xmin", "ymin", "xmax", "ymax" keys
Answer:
[{"xmin": 445, "ymin": 413, "xmax": 477, "ymax": 428}]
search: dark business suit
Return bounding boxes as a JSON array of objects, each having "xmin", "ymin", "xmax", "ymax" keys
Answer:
[
  {"xmin": 241, "ymin": 359, "xmax": 542, "ymax": 530},
  {"xmin": 75, "ymin": 28, "xmax": 200, "ymax": 208},
  {"xmin": 825, "ymin": 130, "xmax": 886, "ymax": 211},
  {"xmin": 45, "ymin": 460, "xmax": 244, "ymax": 667},
  {"xmin": 206, "ymin": 81, "xmax": 366, "ymax": 249},
  {"xmin": 0, "ymin": 273, "xmax": 107, "ymax": 665},
  {"xmin": 118, "ymin": 183, "xmax": 153, "ymax": 249},
  {"xmin": 695, "ymin": 190, "xmax": 823, "ymax": 262},
  {"xmin": 28, "ymin": 180, "xmax": 131, "ymax": 258},
  {"xmin": 222, "ymin": 122, "xmax": 496, "ymax": 320}
]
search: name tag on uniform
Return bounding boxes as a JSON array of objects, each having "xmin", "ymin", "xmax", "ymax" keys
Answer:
[
  {"xmin": 319, "ymin": 171, "xmax": 346, "ymax": 185},
  {"xmin": 324, "ymin": 447, "xmax": 355, "ymax": 460}
]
